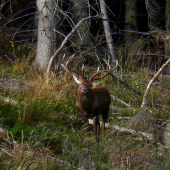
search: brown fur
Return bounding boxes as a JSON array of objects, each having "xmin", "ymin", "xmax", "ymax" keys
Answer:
[{"xmin": 76, "ymin": 79, "xmax": 111, "ymax": 143}]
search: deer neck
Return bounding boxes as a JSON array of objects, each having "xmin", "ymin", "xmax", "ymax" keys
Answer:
[{"xmin": 77, "ymin": 89, "xmax": 93, "ymax": 108}]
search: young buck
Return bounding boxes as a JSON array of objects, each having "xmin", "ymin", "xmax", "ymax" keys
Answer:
[{"xmin": 63, "ymin": 54, "xmax": 118, "ymax": 142}]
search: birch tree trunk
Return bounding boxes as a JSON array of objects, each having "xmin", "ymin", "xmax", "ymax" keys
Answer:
[
  {"xmin": 34, "ymin": 0, "xmax": 56, "ymax": 73},
  {"xmin": 99, "ymin": 0, "xmax": 117, "ymax": 65}
]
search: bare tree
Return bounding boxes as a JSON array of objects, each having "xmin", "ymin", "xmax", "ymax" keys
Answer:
[
  {"xmin": 99, "ymin": 0, "xmax": 117, "ymax": 65},
  {"xmin": 141, "ymin": 58, "xmax": 170, "ymax": 107},
  {"xmin": 34, "ymin": 0, "xmax": 57, "ymax": 73}
]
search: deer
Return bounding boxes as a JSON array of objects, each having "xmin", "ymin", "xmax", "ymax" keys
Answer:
[{"xmin": 62, "ymin": 54, "xmax": 118, "ymax": 143}]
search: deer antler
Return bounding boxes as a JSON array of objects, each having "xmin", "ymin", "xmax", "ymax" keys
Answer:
[
  {"xmin": 90, "ymin": 60, "xmax": 118, "ymax": 81},
  {"xmin": 62, "ymin": 54, "xmax": 79, "ymax": 76},
  {"xmin": 62, "ymin": 54, "xmax": 83, "ymax": 84}
]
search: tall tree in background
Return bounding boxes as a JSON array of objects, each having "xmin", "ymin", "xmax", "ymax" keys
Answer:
[
  {"xmin": 124, "ymin": 0, "xmax": 137, "ymax": 31},
  {"xmin": 145, "ymin": 0, "xmax": 161, "ymax": 31},
  {"xmin": 99, "ymin": 0, "xmax": 117, "ymax": 65},
  {"xmin": 72, "ymin": 0, "xmax": 91, "ymax": 47},
  {"xmin": 124, "ymin": 0, "xmax": 137, "ymax": 64},
  {"xmin": 34, "ymin": 0, "xmax": 57, "ymax": 73},
  {"xmin": 165, "ymin": 0, "xmax": 170, "ymax": 57}
]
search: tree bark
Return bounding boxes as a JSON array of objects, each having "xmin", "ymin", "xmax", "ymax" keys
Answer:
[
  {"xmin": 124, "ymin": 0, "xmax": 137, "ymax": 31},
  {"xmin": 34, "ymin": 0, "xmax": 56, "ymax": 73},
  {"xmin": 99, "ymin": 0, "xmax": 117, "ymax": 65},
  {"xmin": 72, "ymin": 0, "xmax": 91, "ymax": 46},
  {"xmin": 165, "ymin": 0, "xmax": 170, "ymax": 57},
  {"xmin": 145, "ymin": 0, "xmax": 161, "ymax": 31},
  {"xmin": 141, "ymin": 58, "xmax": 170, "ymax": 107}
]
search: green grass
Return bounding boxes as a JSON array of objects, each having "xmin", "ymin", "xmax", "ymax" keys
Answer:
[{"xmin": 1, "ymin": 57, "xmax": 170, "ymax": 169}]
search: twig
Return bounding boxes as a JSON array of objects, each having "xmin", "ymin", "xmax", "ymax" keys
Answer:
[{"xmin": 141, "ymin": 58, "xmax": 170, "ymax": 107}]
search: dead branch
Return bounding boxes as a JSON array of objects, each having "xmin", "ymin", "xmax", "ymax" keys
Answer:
[
  {"xmin": 45, "ymin": 16, "xmax": 119, "ymax": 82},
  {"xmin": 45, "ymin": 16, "xmax": 98, "ymax": 82},
  {"xmin": 88, "ymin": 119, "xmax": 155, "ymax": 141},
  {"xmin": 59, "ymin": 114, "xmax": 156, "ymax": 142},
  {"xmin": 141, "ymin": 58, "xmax": 170, "ymax": 107},
  {"xmin": 111, "ymin": 95, "xmax": 131, "ymax": 107}
]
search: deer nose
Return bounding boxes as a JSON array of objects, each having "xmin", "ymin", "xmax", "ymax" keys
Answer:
[{"xmin": 81, "ymin": 88, "xmax": 88, "ymax": 93}]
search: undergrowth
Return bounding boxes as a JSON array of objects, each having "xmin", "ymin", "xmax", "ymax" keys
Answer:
[{"xmin": 0, "ymin": 55, "xmax": 170, "ymax": 170}]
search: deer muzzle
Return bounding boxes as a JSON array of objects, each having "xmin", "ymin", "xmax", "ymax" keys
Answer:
[{"xmin": 81, "ymin": 88, "xmax": 88, "ymax": 93}]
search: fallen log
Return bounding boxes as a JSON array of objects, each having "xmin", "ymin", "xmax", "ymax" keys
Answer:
[{"xmin": 88, "ymin": 119, "xmax": 156, "ymax": 142}]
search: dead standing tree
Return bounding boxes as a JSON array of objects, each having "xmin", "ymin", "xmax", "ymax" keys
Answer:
[
  {"xmin": 141, "ymin": 58, "xmax": 170, "ymax": 107},
  {"xmin": 99, "ymin": 0, "xmax": 117, "ymax": 66}
]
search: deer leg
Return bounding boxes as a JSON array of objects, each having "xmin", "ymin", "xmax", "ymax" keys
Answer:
[
  {"xmin": 93, "ymin": 116, "xmax": 100, "ymax": 143},
  {"xmin": 101, "ymin": 122, "xmax": 105, "ymax": 141},
  {"xmin": 97, "ymin": 120, "xmax": 100, "ymax": 142},
  {"xmin": 102, "ymin": 109, "xmax": 109, "ymax": 142}
]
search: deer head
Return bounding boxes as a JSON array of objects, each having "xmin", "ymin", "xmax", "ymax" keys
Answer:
[
  {"xmin": 62, "ymin": 54, "xmax": 118, "ymax": 87},
  {"xmin": 62, "ymin": 54, "xmax": 118, "ymax": 142}
]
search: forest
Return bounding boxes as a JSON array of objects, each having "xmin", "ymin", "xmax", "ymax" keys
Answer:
[{"xmin": 0, "ymin": 0, "xmax": 170, "ymax": 169}]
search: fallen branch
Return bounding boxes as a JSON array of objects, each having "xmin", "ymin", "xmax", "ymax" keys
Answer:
[
  {"xmin": 62, "ymin": 114, "xmax": 156, "ymax": 142},
  {"xmin": 110, "ymin": 106, "xmax": 134, "ymax": 111},
  {"xmin": 141, "ymin": 58, "xmax": 170, "ymax": 107},
  {"xmin": 88, "ymin": 119, "xmax": 155, "ymax": 141},
  {"xmin": 111, "ymin": 117, "xmax": 130, "ymax": 120},
  {"xmin": 111, "ymin": 95, "xmax": 131, "ymax": 107}
]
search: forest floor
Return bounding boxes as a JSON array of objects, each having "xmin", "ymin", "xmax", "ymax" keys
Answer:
[{"xmin": 0, "ymin": 58, "xmax": 170, "ymax": 170}]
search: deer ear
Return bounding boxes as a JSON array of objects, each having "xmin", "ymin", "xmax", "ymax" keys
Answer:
[{"xmin": 73, "ymin": 75, "xmax": 81, "ymax": 84}]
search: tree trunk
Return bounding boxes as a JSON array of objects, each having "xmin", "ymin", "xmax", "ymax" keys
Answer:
[
  {"xmin": 72, "ymin": 0, "xmax": 91, "ymax": 46},
  {"xmin": 99, "ymin": 0, "xmax": 117, "ymax": 65},
  {"xmin": 165, "ymin": 0, "xmax": 170, "ymax": 57},
  {"xmin": 145, "ymin": 0, "xmax": 160, "ymax": 31},
  {"xmin": 34, "ymin": 0, "xmax": 56, "ymax": 73},
  {"xmin": 124, "ymin": 0, "xmax": 137, "ymax": 31}
]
